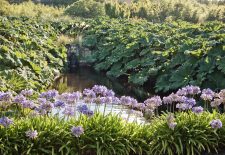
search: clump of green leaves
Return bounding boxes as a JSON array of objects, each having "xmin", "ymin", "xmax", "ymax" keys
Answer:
[
  {"xmin": 64, "ymin": 0, "xmax": 106, "ymax": 18},
  {"xmin": 1, "ymin": 112, "xmax": 225, "ymax": 155},
  {"xmin": 83, "ymin": 18, "xmax": 225, "ymax": 92},
  {"xmin": 0, "ymin": 16, "xmax": 67, "ymax": 92}
]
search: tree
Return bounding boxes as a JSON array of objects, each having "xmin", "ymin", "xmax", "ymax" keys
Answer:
[{"xmin": 64, "ymin": 0, "xmax": 106, "ymax": 18}]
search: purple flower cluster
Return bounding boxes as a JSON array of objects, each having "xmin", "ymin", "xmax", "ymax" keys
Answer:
[
  {"xmin": 39, "ymin": 90, "xmax": 58, "ymax": 100},
  {"xmin": 21, "ymin": 89, "xmax": 33, "ymax": 97},
  {"xmin": 176, "ymin": 85, "xmax": 201, "ymax": 96},
  {"xmin": 0, "ymin": 117, "xmax": 13, "ymax": 127},
  {"xmin": 210, "ymin": 119, "xmax": 222, "ymax": 129},
  {"xmin": 56, "ymin": 92, "xmax": 81, "ymax": 104},
  {"xmin": 176, "ymin": 97, "xmax": 196, "ymax": 111},
  {"xmin": 25, "ymin": 129, "xmax": 38, "ymax": 139},
  {"xmin": 144, "ymin": 96, "xmax": 162, "ymax": 110},
  {"xmin": 54, "ymin": 100, "xmax": 65, "ymax": 108},
  {"xmin": 71, "ymin": 126, "xmax": 84, "ymax": 137},
  {"xmin": 200, "ymin": 88, "xmax": 215, "ymax": 101},
  {"xmin": 62, "ymin": 106, "xmax": 75, "ymax": 116},
  {"xmin": 77, "ymin": 104, "xmax": 94, "ymax": 116},
  {"xmin": 13, "ymin": 95, "xmax": 26, "ymax": 104},
  {"xmin": 21, "ymin": 100, "xmax": 35, "ymax": 109},
  {"xmin": 92, "ymin": 85, "xmax": 108, "ymax": 96},
  {"xmin": 36, "ymin": 98, "xmax": 54, "ymax": 114},
  {"xmin": 192, "ymin": 106, "xmax": 204, "ymax": 114},
  {"xmin": 0, "ymin": 92, "xmax": 12, "ymax": 102},
  {"xmin": 83, "ymin": 89, "xmax": 96, "ymax": 99}
]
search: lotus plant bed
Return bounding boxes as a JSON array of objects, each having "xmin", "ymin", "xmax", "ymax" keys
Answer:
[{"xmin": 1, "ymin": 85, "xmax": 225, "ymax": 155}]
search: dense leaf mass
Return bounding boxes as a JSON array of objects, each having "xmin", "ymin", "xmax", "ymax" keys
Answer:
[
  {"xmin": 82, "ymin": 18, "xmax": 225, "ymax": 92},
  {"xmin": 0, "ymin": 16, "xmax": 67, "ymax": 92}
]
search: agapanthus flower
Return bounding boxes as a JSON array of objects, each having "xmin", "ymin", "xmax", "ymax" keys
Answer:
[
  {"xmin": 168, "ymin": 122, "xmax": 177, "ymax": 130},
  {"xmin": 84, "ymin": 110, "xmax": 94, "ymax": 117},
  {"xmin": 13, "ymin": 95, "xmax": 26, "ymax": 104},
  {"xmin": 103, "ymin": 89, "xmax": 115, "ymax": 97},
  {"xmin": 211, "ymin": 98, "xmax": 222, "ymax": 107},
  {"xmin": 112, "ymin": 97, "xmax": 121, "ymax": 104},
  {"xmin": 71, "ymin": 91, "xmax": 82, "ymax": 101},
  {"xmin": 183, "ymin": 97, "xmax": 196, "ymax": 106},
  {"xmin": 62, "ymin": 106, "xmax": 75, "ymax": 116},
  {"xmin": 71, "ymin": 126, "xmax": 84, "ymax": 137},
  {"xmin": 200, "ymin": 88, "xmax": 215, "ymax": 101},
  {"xmin": 0, "ymin": 92, "xmax": 12, "ymax": 102},
  {"xmin": 99, "ymin": 97, "xmax": 107, "ymax": 104},
  {"xmin": 104, "ymin": 97, "xmax": 113, "ymax": 104},
  {"xmin": 39, "ymin": 101, "xmax": 54, "ymax": 112},
  {"xmin": 20, "ymin": 89, "xmax": 33, "ymax": 96},
  {"xmin": 21, "ymin": 100, "xmax": 35, "ymax": 109},
  {"xmin": 92, "ymin": 85, "xmax": 108, "ymax": 96},
  {"xmin": 54, "ymin": 100, "xmax": 65, "ymax": 108},
  {"xmin": 166, "ymin": 114, "xmax": 177, "ymax": 130},
  {"xmin": 120, "ymin": 96, "xmax": 132, "ymax": 106},
  {"xmin": 144, "ymin": 96, "xmax": 162, "ymax": 109},
  {"xmin": 163, "ymin": 96, "xmax": 173, "ymax": 104},
  {"xmin": 37, "ymin": 98, "xmax": 47, "ymax": 104},
  {"xmin": 192, "ymin": 106, "xmax": 204, "ymax": 114},
  {"xmin": 185, "ymin": 85, "xmax": 201, "ymax": 95},
  {"xmin": 176, "ymin": 103, "xmax": 192, "ymax": 110},
  {"xmin": 176, "ymin": 88, "xmax": 188, "ymax": 96},
  {"xmin": 83, "ymin": 89, "xmax": 96, "ymax": 98},
  {"xmin": 25, "ymin": 130, "xmax": 38, "ymax": 139},
  {"xmin": 210, "ymin": 119, "xmax": 222, "ymax": 129},
  {"xmin": 170, "ymin": 93, "xmax": 182, "ymax": 102},
  {"xmin": 77, "ymin": 104, "xmax": 88, "ymax": 113},
  {"xmin": 39, "ymin": 89, "xmax": 58, "ymax": 100},
  {"xmin": 130, "ymin": 98, "xmax": 138, "ymax": 108},
  {"xmin": 0, "ymin": 117, "xmax": 13, "ymax": 127},
  {"xmin": 218, "ymin": 90, "xmax": 225, "ymax": 102},
  {"xmin": 136, "ymin": 103, "xmax": 146, "ymax": 111},
  {"xmin": 57, "ymin": 92, "xmax": 80, "ymax": 104}
]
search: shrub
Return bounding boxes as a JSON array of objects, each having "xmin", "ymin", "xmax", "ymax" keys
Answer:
[
  {"xmin": 1, "ymin": 111, "xmax": 225, "ymax": 154},
  {"xmin": 82, "ymin": 18, "xmax": 225, "ymax": 92},
  {"xmin": 2, "ymin": 1, "xmax": 64, "ymax": 19},
  {"xmin": 0, "ymin": 0, "xmax": 10, "ymax": 15},
  {"xmin": 64, "ymin": 0, "xmax": 106, "ymax": 18},
  {"xmin": 148, "ymin": 111, "xmax": 225, "ymax": 155}
]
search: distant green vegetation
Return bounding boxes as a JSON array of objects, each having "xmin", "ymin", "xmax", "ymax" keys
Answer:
[
  {"xmin": 64, "ymin": 0, "xmax": 106, "ymax": 18},
  {"xmin": 83, "ymin": 18, "xmax": 225, "ymax": 92},
  {"xmin": 0, "ymin": 0, "xmax": 68, "ymax": 21},
  {"xmin": 105, "ymin": 0, "xmax": 225, "ymax": 23},
  {"xmin": 4, "ymin": 0, "xmax": 225, "ymax": 23}
]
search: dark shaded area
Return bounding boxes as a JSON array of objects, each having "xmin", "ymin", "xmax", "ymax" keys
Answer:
[{"xmin": 54, "ymin": 66, "xmax": 153, "ymax": 101}]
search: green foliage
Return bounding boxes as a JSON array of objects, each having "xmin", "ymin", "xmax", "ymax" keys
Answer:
[
  {"xmin": 0, "ymin": 1, "xmax": 68, "ymax": 21},
  {"xmin": 0, "ymin": 113, "xmax": 148, "ymax": 154},
  {"xmin": 148, "ymin": 111, "xmax": 225, "ymax": 155},
  {"xmin": 105, "ymin": 0, "xmax": 225, "ymax": 23},
  {"xmin": 0, "ymin": 16, "xmax": 68, "ymax": 92},
  {"xmin": 64, "ymin": 0, "xmax": 106, "ymax": 18},
  {"xmin": 82, "ymin": 18, "xmax": 225, "ymax": 92},
  {"xmin": 1, "ymin": 112, "xmax": 225, "ymax": 154}
]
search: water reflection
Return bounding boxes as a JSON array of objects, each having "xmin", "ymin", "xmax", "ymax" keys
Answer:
[
  {"xmin": 53, "ymin": 67, "xmax": 151, "ymax": 101},
  {"xmin": 52, "ymin": 102, "xmax": 147, "ymax": 124},
  {"xmin": 52, "ymin": 67, "xmax": 152, "ymax": 123}
]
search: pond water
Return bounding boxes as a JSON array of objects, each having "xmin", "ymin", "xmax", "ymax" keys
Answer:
[
  {"xmin": 52, "ymin": 102, "xmax": 146, "ymax": 124},
  {"xmin": 53, "ymin": 66, "xmax": 151, "ymax": 123},
  {"xmin": 53, "ymin": 67, "xmax": 153, "ymax": 100}
]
